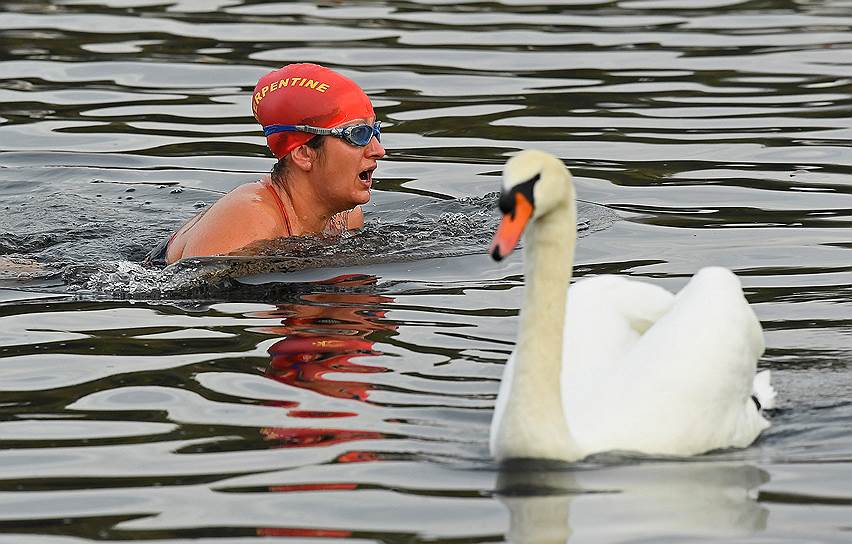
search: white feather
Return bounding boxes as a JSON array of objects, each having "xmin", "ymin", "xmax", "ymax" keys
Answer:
[{"xmin": 752, "ymin": 370, "xmax": 776, "ymax": 410}]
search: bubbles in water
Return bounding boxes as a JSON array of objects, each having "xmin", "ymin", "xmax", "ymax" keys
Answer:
[{"xmin": 64, "ymin": 260, "xmax": 210, "ymax": 299}]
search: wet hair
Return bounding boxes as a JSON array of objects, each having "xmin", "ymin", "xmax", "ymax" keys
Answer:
[{"xmin": 271, "ymin": 136, "xmax": 325, "ymax": 186}]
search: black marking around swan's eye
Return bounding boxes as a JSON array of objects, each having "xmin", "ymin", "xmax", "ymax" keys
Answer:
[{"xmin": 498, "ymin": 172, "xmax": 540, "ymax": 217}]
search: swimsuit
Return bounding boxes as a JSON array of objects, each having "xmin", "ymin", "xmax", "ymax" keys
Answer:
[{"xmin": 144, "ymin": 229, "xmax": 179, "ymax": 266}]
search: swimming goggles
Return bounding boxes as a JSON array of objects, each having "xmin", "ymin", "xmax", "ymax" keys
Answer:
[{"xmin": 262, "ymin": 121, "xmax": 381, "ymax": 147}]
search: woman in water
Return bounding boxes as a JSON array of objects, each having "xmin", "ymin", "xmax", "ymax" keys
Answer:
[{"xmin": 146, "ymin": 63, "xmax": 384, "ymax": 265}]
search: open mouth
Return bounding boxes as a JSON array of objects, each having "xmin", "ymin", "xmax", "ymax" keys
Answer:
[{"xmin": 358, "ymin": 167, "xmax": 375, "ymax": 184}]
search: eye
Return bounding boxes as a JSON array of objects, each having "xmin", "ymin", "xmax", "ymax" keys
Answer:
[{"xmin": 348, "ymin": 125, "xmax": 373, "ymax": 145}]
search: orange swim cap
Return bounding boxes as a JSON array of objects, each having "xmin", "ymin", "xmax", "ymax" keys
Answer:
[{"xmin": 251, "ymin": 63, "xmax": 375, "ymax": 159}]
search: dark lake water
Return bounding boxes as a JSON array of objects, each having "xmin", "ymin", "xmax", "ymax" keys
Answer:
[{"xmin": 1, "ymin": 0, "xmax": 851, "ymax": 542}]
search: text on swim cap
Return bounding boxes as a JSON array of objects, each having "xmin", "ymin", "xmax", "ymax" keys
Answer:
[{"xmin": 253, "ymin": 77, "xmax": 330, "ymax": 113}]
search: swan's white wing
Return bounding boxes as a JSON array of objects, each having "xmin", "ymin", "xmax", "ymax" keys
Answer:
[
  {"xmin": 563, "ymin": 275, "xmax": 675, "ymax": 369},
  {"xmin": 560, "ymin": 275, "xmax": 674, "ymax": 455},
  {"xmin": 570, "ymin": 267, "xmax": 768, "ymax": 456},
  {"xmin": 490, "ymin": 350, "xmax": 516, "ymax": 458}
]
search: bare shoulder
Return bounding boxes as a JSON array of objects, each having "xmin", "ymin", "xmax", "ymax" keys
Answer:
[
  {"xmin": 168, "ymin": 181, "xmax": 284, "ymax": 261},
  {"xmin": 206, "ymin": 182, "xmax": 274, "ymax": 219}
]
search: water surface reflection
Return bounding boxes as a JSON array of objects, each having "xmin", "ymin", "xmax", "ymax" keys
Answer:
[
  {"xmin": 497, "ymin": 461, "xmax": 769, "ymax": 543},
  {"xmin": 1, "ymin": 0, "xmax": 851, "ymax": 541},
  {"xmin": 259, "ymin": 274, "xmax": 395, "ymax": 454}
]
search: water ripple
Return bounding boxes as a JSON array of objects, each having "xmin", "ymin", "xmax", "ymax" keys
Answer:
[{"xmin": 1, "ymin": 0, "xmax": 851, "ymax": 542}]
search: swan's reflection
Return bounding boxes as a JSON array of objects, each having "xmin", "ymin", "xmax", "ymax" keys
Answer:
[
  {"xmin": 497, "ymin": 461, "xmax": 578, "ymax": 544},
  {"xmin": 496, "ymin": 460, "xmax": 769, "ymax": 543}
]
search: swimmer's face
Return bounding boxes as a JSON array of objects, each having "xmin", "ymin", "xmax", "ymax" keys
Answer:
[{"xmin": 312, "ymin": 116, "xmax": 384, "ymax": 210}]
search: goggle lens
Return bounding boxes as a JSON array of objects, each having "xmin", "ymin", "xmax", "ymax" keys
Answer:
[{"xmin": 345, "ymin": 122, "xmax": 381, "ymax": 146}]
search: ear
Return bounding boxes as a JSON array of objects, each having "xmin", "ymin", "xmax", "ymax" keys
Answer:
[{"xmin": 288, "ymin": 143, "xmax": 318, "ymax": 172}]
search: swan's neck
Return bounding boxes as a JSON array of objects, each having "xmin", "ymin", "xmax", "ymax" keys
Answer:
[{"xmin": 495, "ymin": 198, "xmax": 582, "ymax": 462}]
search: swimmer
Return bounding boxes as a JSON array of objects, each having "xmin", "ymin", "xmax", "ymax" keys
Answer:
[{"xmin": 146, "ymin": 63, "xmax": 384, "ymax": 265}]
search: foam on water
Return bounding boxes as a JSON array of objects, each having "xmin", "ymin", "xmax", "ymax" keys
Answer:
[{"xmin": 50, "ymin": 194, "xmax": 608, "ymax": 298}]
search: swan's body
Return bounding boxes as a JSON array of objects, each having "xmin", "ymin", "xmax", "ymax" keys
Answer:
[{"xmin": 489, "ymin": 150, "xmax": 774, "ymax": 463}]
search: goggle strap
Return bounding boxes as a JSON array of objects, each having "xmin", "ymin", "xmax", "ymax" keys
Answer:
[
  {"xmin": 262, "ymin": 122, "xmax": 381, "ymax": 144},
  {"xmin": 263, "ymin": 124, "xmax": 333, "ymax": 137}
]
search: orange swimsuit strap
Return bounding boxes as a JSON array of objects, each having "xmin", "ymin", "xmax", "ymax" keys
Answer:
[{"xmin": 261, "ymin": 179, "xmax": 293, "ymax": 237}]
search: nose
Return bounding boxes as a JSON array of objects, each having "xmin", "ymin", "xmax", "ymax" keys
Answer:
[{"xmin": 366, "ymin": 135, "xmax": 385, "ymax": 159}]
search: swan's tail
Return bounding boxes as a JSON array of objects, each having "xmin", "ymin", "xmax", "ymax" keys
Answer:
[{"xmin": 751, "ymin": 370, "xmax": 776, "ymax": 411}]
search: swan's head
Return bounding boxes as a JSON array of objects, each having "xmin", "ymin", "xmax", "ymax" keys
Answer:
[{"xmin": 490, "ymin": 149, "xmax": 574, "ymax": 261}]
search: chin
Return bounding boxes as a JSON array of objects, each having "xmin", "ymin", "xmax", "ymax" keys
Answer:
[{"xmin": 352, "ymin": 189, "xmax": 371, "ymax": 205}]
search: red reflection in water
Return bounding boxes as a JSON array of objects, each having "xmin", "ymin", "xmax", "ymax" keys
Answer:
[
  {"xmin": 258, "ymin": 274, "xmax": 396, "ymax": 453},
  {"xmin": 286, "ymin": 410, "xmax": 357, "ymax": 418},
  {"xmin": 254, "ymin": 276, "xmax": 395, "ymax": 539},
  {"xmin": 260, "ymin": 426, "xmax": 384, "ymax": 448},
  {"xmin": 262, "ymin": 274, "xmax": 396, "ymax": 403},
  {"xmin": 257, "ymin": 527, "xmax": 352, "ymax": 538},
  {"xmin": 268, "ymin": 342, "xmax": 383, "ymax": 402},
  {"xmin": 335, "ymin": 450, "xmax": 381, "ymax": 463}
]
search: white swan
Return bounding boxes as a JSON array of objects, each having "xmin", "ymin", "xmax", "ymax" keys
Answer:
[{"xmin": 489, "ymin": 149, "xmax": 775, "ymax": 463}]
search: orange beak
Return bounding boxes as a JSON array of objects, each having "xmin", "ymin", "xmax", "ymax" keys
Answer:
[{"xmin": 490, "ymin": 192, "xmax": 534, "ymax": 261}]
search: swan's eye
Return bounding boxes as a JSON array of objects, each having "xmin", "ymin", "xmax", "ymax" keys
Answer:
[
  {"xmin": 499, "ymin": 173, "xmax": 539, "ymax": 216},
  {"xmin": 498, "ymin": 191, "xmax": 515, "ymax": 215}
]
